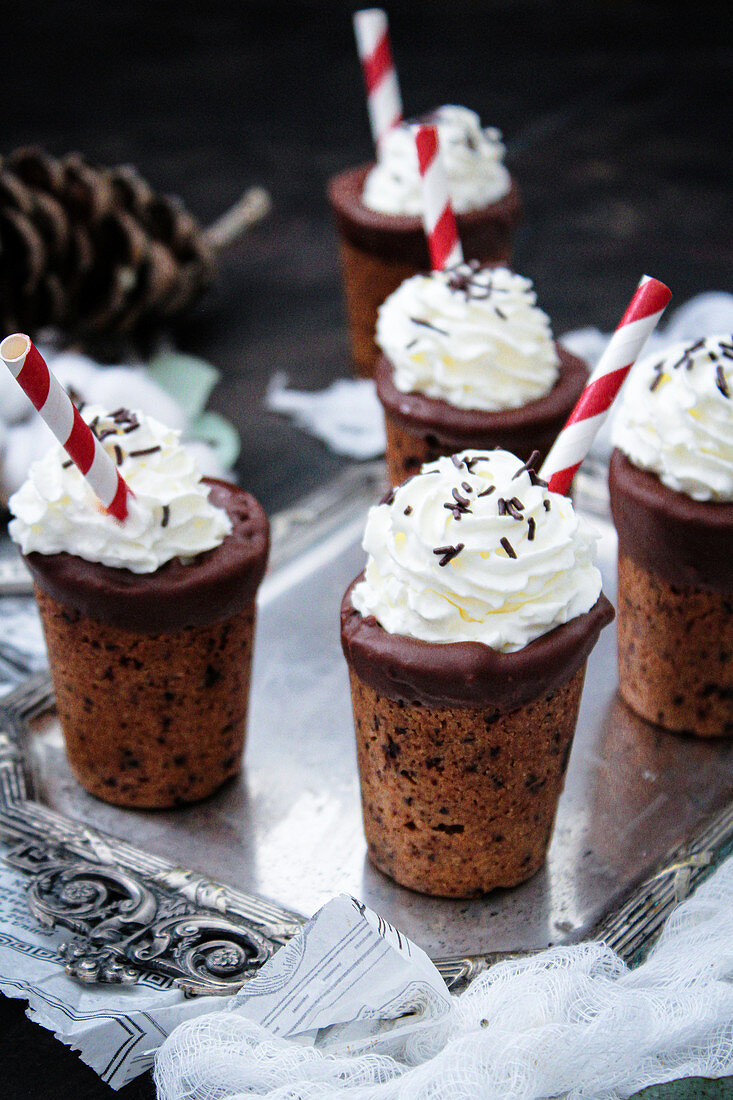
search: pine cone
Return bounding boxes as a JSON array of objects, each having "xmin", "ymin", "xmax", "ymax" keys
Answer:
[{"xmin": 0, "ymin": 148, "xmax": 265, "ymax": 342}]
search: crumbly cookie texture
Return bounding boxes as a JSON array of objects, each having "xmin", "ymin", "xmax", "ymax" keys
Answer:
[
  {"xmin": 617, "ymin": 553, "xmax": 733, "ymax": 738},
  {"xmin": 351, "ymin": 668, "xmax": 585, "ymax": 897},
  {"xmin": 36, "ymin": 585, "xmax": 255, "ymax": 807}
]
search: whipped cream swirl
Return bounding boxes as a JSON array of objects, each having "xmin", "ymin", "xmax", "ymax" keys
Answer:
[
  {"xmin": 351, "ymin": 449, "xmax": 602, "ymax": 651},
  {"xmin": 376, "ymin": 263, "xmax": 560, "ymax": 410},
  {"xmin": 9, "ymin": 406, "xmax": 233, "ymax": 572},
  {"xmin": 612, "ymin": 334, "xmax": 733, "ymax": 502},
  {"xmin": 362, "ymin": 105, "xmax": 511, "ymax": 216}
]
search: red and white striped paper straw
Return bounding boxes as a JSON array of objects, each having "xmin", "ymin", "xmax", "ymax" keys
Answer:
[
  {"xmin": 539, "ymin": 275, "xmax": 672, "ymax": 495},
  {"xmin": 0, "ymin": 334, "xmax": 134, "ymax": 521},
  {"xmin": 353, "ymin": 8, "xmax": 403, "ymax": 153},
  {"xmin": 415, "ymin": 124, "xmax": 464, "ymax": 272}
]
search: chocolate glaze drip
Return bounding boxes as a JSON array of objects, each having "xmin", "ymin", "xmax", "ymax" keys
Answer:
[
  {"xmin": 376, "ymin": 345, "xmax": 588, "ymax": 463},
  {"xmin": 327, "ymin": 164, "xmax": 522, "ymax": 266},
  {"xmin": 609, "ymin": 449, "xmax": 733, "ymax": 593},
  {"xmin": 24, "ymin": 479, "xmax": 270, "ymax": 634},
  {"xmin": 341, "ymin": 577, "xmax": 614, "ymax": 711}
]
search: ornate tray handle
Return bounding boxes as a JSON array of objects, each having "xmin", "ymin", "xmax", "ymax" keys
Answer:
[{"xmin": 7, "ymin": 841, "xmax": 276, "ymax": 995}]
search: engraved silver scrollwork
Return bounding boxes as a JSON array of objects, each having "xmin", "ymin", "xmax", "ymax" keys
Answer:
[
  {"xmin": 4, "ymin": 841, "xmax": 280, "ymax": 995},
  {"xmin": 30, "ymin": 859, "xmax": 158, "ymax": 938},
  {"xmin": 127, "ymin": 913, "xmax": 272, "ymax": 995}
]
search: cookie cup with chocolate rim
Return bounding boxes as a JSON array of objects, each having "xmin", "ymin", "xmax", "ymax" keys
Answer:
[
  {"xmin": 9, "ymin": 409, "xmax": 269, "ymax": 808},
  {"xmin": 609, "ymin": 335, "xmax": 733, "ymax": 737},
  {"xmin": 340, "ymin": 449, "xmax": 613, "ymax": 897},
  {"xmin": 374, "ymin": 263, "xmax": 587, "ymax": 485},
  {"xmin": 328, "ymin": 107, "xmax": 521, "ymax": 378}
]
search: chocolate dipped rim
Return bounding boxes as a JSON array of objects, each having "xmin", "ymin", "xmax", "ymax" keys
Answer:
[
  {"xmin": 24, "ymin": 479, "xmax": 270, "ymax": 634},
  {"xmin": 609, "ymin": 449, "xmax": 733, "ymax": 593},
  {"xmin": 376, "ymin": 345, "xmax": 587, "ymax": 457},
  {"xmin": 328, "ymin": 164, "xmax": 521, "ymax": 266},
  {"xmin": 341, "ymin": 576, "xmax": 614, "ymax": 711}
]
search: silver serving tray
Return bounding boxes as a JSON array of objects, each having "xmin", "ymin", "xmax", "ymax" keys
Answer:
[{"xmin": 1, "ymin": 461, "xmax": 732, "ymax": 995}]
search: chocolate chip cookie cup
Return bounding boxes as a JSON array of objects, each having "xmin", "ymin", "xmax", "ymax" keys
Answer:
[
  {"xmin": 609, "ymin": 334, "xmax": 733, "ymax": 738},
  {"xmin": 340, "ymin": 449, "xmax": 613, "ymax": 897},
  {"xmin": 377, "ymin": 345, "xmax": 587, "ymax": 486},
  {"xmin": 24, "ymin": 478, "xmax": 269, "ymax": 808},
  {"xmin": 9, "ymin": 406, "xmax": 270, "ymax": 809},
  {"xmin": 372, "ymin": 262, "xmax": 586, "ymax": 485},
  {"xmin": 609, "ymin": 450, "xmax": 732, "ymax": 737},
  {"xmin": 329, "ymin": 166, "xmax": 521, "ymax": 379},
  {"xmin": 342, "ymin": 584, "xmax": 612, "ymax": 897}
]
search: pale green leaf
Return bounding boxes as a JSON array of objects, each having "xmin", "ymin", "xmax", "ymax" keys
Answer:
[
  {"xmin": 145, "ymin": 351, "xmax": 221, "ymax": 417},
  {"xmin": 189, "ymin": 410, "xmax": 241, "ymax": 469}
]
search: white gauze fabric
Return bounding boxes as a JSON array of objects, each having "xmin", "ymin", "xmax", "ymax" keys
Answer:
[{"xmin": 154, "ymin": 855, "xmax": 733, "ymax": 1100}]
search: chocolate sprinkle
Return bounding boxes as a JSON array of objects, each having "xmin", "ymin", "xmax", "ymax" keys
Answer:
[
  {"xmin": 62, "ymin": 459, "xmax": 73, "ymax": 468},
  {"xmin": 161, "ymin": 504, "xmax": 170, "ymax": 528},
  {"xmin": 109, "ymin": 409, "xmax": 141, "ymax": 433},
  {"xmin": 528, "ymin": 516, "xmax": 536, "ymax": 541},
  {"xmin": 446, "ymin": 261, "xmax": 492, "ymax": 300},
  {"xmin": 113, "ymin": 444, "xmax": 123, "ymax": 465},
  {"xmin": 500, "ymin": 536, "xmax": 517, "ymax": 559},
  {"xmin": 128, "ymin": 445, "xmax": 161, "ymax": 457},
  {"xmin": 649, "ymin": 371, "xmax": 664, "ymax": 392},
  {"xmin": 450, "ymin": 454, "xmax": 465, "ymax": 468},
  {"xmin": 671, "ymin": 338, "xmax": 705, "ymax": 372},
  {"xmin": 464, "ymin": 454, "xmax": 490, "ymax": 472},
  {"xmin": 433, "ymin": 543, "xmax": 464, "ymax": 567},
  {"xmin": 444, "ymin": 499, "xmax": 471, "ymax": 521},
  {"xmin": 461, "ymin": 481, "xmax": 473, "ymax": 494},
  {"xmin": 506, "ymin": 500, "xmax": 524, "ymax": 520},
  {"xmin": 497, "ymin": 497, "xmax": 508, "ymax": 516},
  {"xmin": 404, "ymin": 505, "xmax": 413, "ymax": 515},
  {"xmin": 716, "ymin": 365, "xmax": 730, "ymax": 398},
  {"xmin": 409, "ymin": 316, "xmax": 449, "ymax": 336},
  {"xmin": 512, "ymin": 450, "xmax": 540, "ymax": 480},
  {"xmin": 477, "ymin": 485, "xmax": 495, "ymax": 497},
  {"xmin": 543, "ymin": 499, "xmax": 551, "ymax": 511},
  {"xmin": 381, "ymin": 488, "xmax": 396, "ymax": 506}
]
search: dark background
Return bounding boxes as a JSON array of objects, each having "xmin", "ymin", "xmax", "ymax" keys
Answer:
[{"xmin": 1, "ymin": 1, "xmax": 731, "ymax": 1095}]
